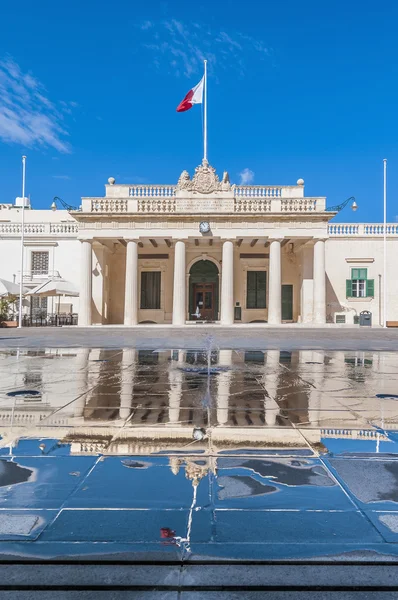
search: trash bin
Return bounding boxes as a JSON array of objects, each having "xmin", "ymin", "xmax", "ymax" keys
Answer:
[
  {"xmin": 359, "ymin": 310, "xmax": 372, "ymax": 326},
  {"xmin": 234, "ymin": 304, "xmax": 242, "ymax": 321}
]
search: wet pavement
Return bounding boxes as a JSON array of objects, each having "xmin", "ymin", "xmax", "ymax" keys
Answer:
[{"xmin": 1, "ymin": 345, "xmax": 398, "ymax": 562}]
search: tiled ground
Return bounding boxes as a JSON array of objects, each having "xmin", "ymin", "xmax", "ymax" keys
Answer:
[{"xmin": 1, "ymin": 347, "xmax": 398, "ymax": 560}]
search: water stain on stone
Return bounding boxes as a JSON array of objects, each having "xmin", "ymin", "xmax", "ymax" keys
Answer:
[
  {"xmin": 0, "ymin": 460, "xmax": 33, "ymax": 487},
  {"xmin": 224, "ymin": 459, "xmax": 335, "ymax": 488},
  {"xmin": 217, "ymin": 475, "xmax": 277, "ymax": 500}
]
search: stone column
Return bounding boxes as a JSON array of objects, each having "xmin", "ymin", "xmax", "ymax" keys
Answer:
[
  {"xmin": 221, "ymin": 240, "xmax": 234, "ymax": 325},
  {"xmin": 172, "ymin": 240, "xmax": 186, "ymax": 325},
  {"xmin": 313, "ymin": 239, "xmax": 326, "ymax": 324},
  {"xmin": 300, "ymin": 245, "xmax": 314, "ymax": 323},
  {"xmin": 124, "ymin": 240, "xmax": 139, "ymax": 326},
  {"xmin": 79, "ymin": 240, "xmax": 92, "ymax": 326},
  {"xmin": 268, "ymin": 239, "xmax": 282, "ymax": 325}
]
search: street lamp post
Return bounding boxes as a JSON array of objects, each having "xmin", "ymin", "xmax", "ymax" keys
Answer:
[
  {"xmin": 383, "ymin": 159, "xmax": 387, "ymax": 328},
  {"xmin": 17, "ymin": 156, "xmax": 27, "ymax": 329}
]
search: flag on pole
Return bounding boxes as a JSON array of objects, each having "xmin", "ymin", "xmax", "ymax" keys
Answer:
[{"xmin": 176, "ymin": 77, "xmax": 204, "ymax": 112}]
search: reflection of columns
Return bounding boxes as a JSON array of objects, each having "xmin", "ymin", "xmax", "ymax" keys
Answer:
[
  {"xmin": 263, "ymin": 350, "xmax": 280, "ymax": 425},
  {"xmin": 300, "ymin": 245, "xmax": 314, "ymax": 323},
  {"xmin": 119, "ymin": 349, "xmax": 137, "ymax": 419},
  {"xmin": 73, "ymin": 349, "xmax": 90, "ymax": 417},
  {"xmin": 172, "ymin": 241, "xmax": 186, "ymax": 325},
  {"xmin": 124, "ymin": 240, "xmax": 139, "ymax": 326},
  {"xmin": 168, "ymin": 351, "xmax": 185, "ymax": 424},
  {"xmin": 216, "ymin": 349, "xmax": 233, "ymax": 425},
  {"xmin": 221, "ymin": 241, "xmax": 234, "ymax": 325},
  {"xmin": 313, "ymin": 239, "xmax": 326, "ymax": 324},
  {"xmin": 268, "ymin": 239, "xmax": 282, "ymax": 325},
  {"xmin": 79, "ymin": 240, "xmax": 92, "ymax": 326}
]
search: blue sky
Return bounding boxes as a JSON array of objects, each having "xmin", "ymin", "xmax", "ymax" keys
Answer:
[{"xmin": 0, "ymin": 0, "xmax": 397, "ymax": 221}]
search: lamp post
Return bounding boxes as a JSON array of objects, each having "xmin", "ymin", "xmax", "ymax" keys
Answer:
[
  {"xmin": 383, "ymin": 159, "xmax": 387, "ymax": 328},
  {"xmin": 17, "ymin": 156, "xmax": 27, "ymax": 329}
]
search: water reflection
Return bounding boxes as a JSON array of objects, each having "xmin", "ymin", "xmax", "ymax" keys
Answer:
[
  {"xmin": 1, "ymin": 347, "xmax": 398, "ymax": 437},
  {"xmin": 2, "ymin": 345, "xmax": 398, "ymax": 560}
]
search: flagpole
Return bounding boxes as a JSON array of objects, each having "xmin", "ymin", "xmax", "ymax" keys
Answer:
[
  {"xmin": 383, "ymin": 158, "xmax": 387, "ymax": 328},
  {"xmin": 18, "ymin": 155, "xmax": 26, "ymax": 329},
  {"xmin": 203, "ymin": 60, "xmax": 207, "ymax": 162}
]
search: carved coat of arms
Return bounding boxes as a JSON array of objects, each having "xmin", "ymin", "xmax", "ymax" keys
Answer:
[{"xmin": 176, "ymin": 159, "xmax": 231, "ymax": 194}]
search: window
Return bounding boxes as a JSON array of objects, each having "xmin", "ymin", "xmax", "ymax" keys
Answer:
[
  {"xmin": 140, "ymin": 271, "xmax": 161, "ymax": 309},
  {"xmin": 31, "ymin": 251, "xmax": 49, "ymax": 275},
  {"xmin": 246, "ymin": 271, "xmax": 266, "ymax": 309},
  {"xmin": 30, "ymin": 296, "xmax": 48, "ymax": 317},
  {"xmin": 346, "ymin": 268, "xmax": 374, "ymax": 298}
]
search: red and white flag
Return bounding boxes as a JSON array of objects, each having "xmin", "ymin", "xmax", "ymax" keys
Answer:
[{"xmin": 176, "ymin": 77, "xmax": 204, "ymax": 112}]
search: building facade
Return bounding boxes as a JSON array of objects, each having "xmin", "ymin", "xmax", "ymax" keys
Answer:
[{"xmin": 1, "ymin": 160, "xmax": 397, "ymax": 326}]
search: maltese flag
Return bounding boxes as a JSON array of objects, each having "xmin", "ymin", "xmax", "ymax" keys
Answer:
[{"xmin": 176, "ymin": 77, "xmax": 204, "ymax": 112}]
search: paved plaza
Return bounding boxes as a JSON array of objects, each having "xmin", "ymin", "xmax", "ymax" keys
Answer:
[
  {"xmin": 2, "ymin": 325, "xmax": 398, "ymax": 350},
  {"xmin": 1, "ymin": 328, "xmax": 398, "ymax": 596}
]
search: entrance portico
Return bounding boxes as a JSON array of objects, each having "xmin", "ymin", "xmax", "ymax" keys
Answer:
[{"xmin": 74, "ymin": 160, "xmax": 331, "ymax": 326}]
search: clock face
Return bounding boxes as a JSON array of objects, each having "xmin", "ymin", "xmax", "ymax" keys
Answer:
[{"xmin": 199, "ymin": 221, "xmax": 210, "ymax": 234}]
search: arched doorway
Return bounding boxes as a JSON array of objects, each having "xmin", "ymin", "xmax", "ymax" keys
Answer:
[{"xmin": 189, "ymin": 260, "xmax": 219, "ymax": 321}]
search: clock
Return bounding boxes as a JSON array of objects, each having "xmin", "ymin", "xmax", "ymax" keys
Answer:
[{"xmin": 199, "ymin": 221, "xmax": 210, "ymax": 234}]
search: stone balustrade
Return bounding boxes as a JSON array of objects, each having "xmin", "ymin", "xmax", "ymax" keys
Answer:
[
  {"xmin": 328, "ymin": 223, "xmax": 398, "ymax": 236},
  {"xmin": 0, "ymin": 222, "xmax": 78, "ymax": 235},
  {"xmin": 234, "ymin": 185, "xmax": 282, "ymax": 198},
  {"xmin": 138, "ymin": 198, "xmax": 177, "ymax": 213},
  {"xmin": 129, "ymin": 185, "xmax": 175, "ymax": 198},
  {"xmin": 91, "ymin": 199, "xmax": 128, "ymax": 213},
  {"xmin": 234, "ymin": 197, "xmax": 271, "ymax": 212},
  {"xmin": 281, "ymin": 198, "xmax": 317, "ymax": 212}
]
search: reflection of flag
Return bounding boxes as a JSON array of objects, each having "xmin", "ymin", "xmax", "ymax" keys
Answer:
[
  {"xmin": 176, "ymin": 77, "xmax": 204, "ymax": 112},
  {"xmin": 160, "ymin": 527, "xmax": 175, "ymax": 538}
]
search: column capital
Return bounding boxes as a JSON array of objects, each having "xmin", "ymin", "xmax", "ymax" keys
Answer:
[
  {"xmin": 269, "ymin": 237, "xmax": 284, "ymax": 243},
  {"xmin": 79, "ymin": 238, "xmax": 93, "ymax": 244},
  {"xmin": 314, "ymin": 237, "xmax": 328, "ymax": 243},
  {"xmin": 123, "ymin": 238, "xmax": 139, "ymax": 243}
]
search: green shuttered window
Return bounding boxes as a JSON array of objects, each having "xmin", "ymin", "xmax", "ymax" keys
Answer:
[
  {"xmin": 247, "ymin": 271, "xmax": 266, "ymax": 309},
  {"xmin": 346, "ymin": 268, "xmax": 374, "ymax": 298}
]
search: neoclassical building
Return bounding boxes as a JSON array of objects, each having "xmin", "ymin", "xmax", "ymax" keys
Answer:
[{"xmin": 1, "ymin": 159, "xmax": 397, "ymax": 326}]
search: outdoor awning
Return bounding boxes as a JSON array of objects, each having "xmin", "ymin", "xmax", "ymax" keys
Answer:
[
  {"xmin": 0, "ymin": 278, "xmax": 28, "ymax": 296},
  {"xmin": 27, "ymin": 280, "xmax": 79, "ymax": 297}
]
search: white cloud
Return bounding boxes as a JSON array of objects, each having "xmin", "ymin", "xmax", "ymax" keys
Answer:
[
  {"xmin": 52, "ymin": 175, "xmax": 71, "ymax": 180},
  {"xmin": 239, "ymin": 168, "xmax": 254, "ymax": 185},
  {"xmin": 0, "ymin": 58, "xmax": 71, "ymax": 152},
  {"xmin": 139, "ymin": 19, "xmax": 272, "ymax": 78}
]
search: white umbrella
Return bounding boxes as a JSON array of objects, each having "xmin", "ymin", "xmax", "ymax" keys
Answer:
[
  {"xmin": 27, "ymin": 280, "xmax": 79, "ymax": 297},
  {"xmin": 0, "ymin": 278, "xmax": 28, "ymax": 296},
  {"xmin": 27, "ymin": 280, "xmax": 79, "ymax": 315}
]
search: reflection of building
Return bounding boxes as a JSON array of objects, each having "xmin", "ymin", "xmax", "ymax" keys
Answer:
[
  {"xmin": 1, "ymin": 349, "xmax": 398, "ymax": 451},
  {"xmin": 1, "ymin": 161, "xmax": 397, "ymax": 326}
]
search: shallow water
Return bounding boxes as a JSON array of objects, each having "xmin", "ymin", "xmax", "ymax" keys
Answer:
[{"xmin": 1, "ymin": 347, "xmax": 398, "ymax": 561}]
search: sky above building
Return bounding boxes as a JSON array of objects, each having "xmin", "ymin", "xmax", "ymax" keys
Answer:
[{"xmin": 0, "ymin": 0, "xmax": 396, "ymax": 221}]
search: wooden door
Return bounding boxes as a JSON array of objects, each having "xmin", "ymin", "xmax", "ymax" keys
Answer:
[
  {"xmin": 281, "ymin": 284, "xmax": 293, "ymax": 321},
  {"xmin": 193, "ymin": 283, "xmax": 214, "ymax": 320}
]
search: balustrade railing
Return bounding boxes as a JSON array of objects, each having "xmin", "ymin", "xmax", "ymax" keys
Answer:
[
  {"xmin": 137, "ymin": 198, "xmax": 176, "ymax": 213},
  {"xmin": 0, "ymin": 222, "xmax": 78, "ymax": 235},
  {"xmin": 328, "ymin": 224, "xmax": 360, "ymax": 235},
  {"xmin": 49, "ymin": 222, "xmax": 78, "ymax": 234},
  {"xmin": 328, "ymin": 223, "xmax": 398, "ymax": 236},
  {"xmin": 234, "ymin": 185, "xmax": 282, "ymax": 198},
  {"xmin": 234, "ymin": 197, "xmax": 271, "ymax": 212},
  {"xmin": 129, "ymin": 185, "xmax": 176, "ymax": 198},
  {"xmin": 281, "ymin": 198, "xmax": 316, "ymax": 212},
  {"xmin": 91, "ymin": 199, "xmax": 128, "ymax": 213},
  {"xmin": 363, "ymin": 224, "xmax": 398, "ymax": 235}
]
